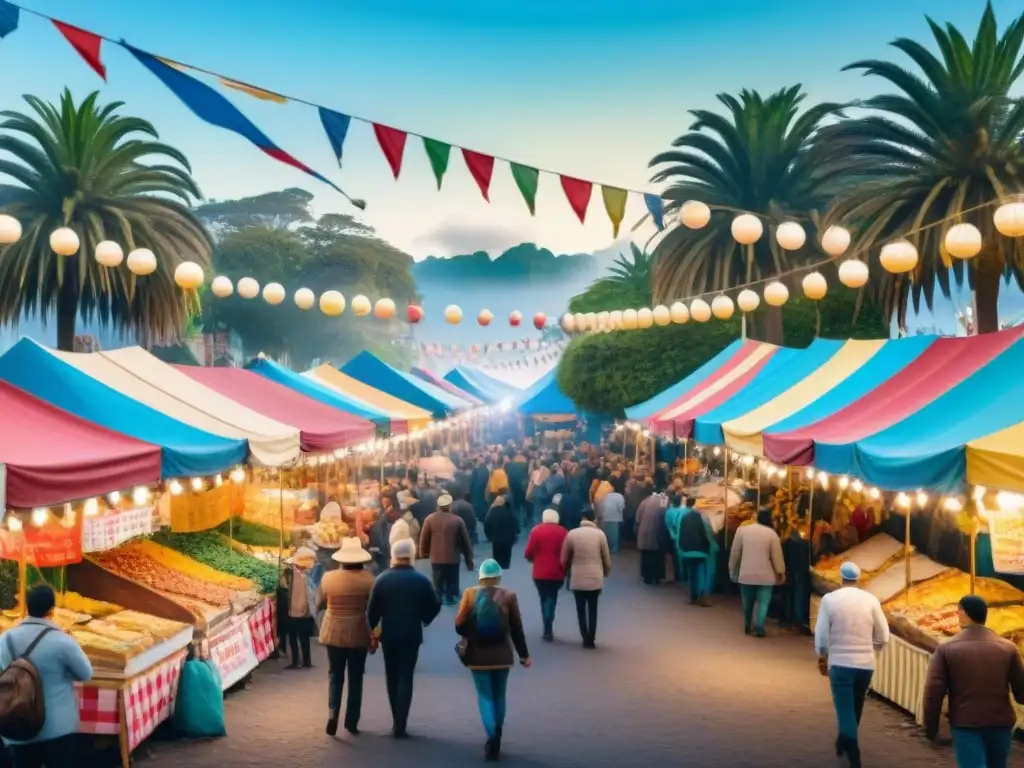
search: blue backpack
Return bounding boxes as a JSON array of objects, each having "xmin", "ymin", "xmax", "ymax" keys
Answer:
[{"xmin": 473, "ymin": 588, "xmax": 506, "ymax": 646}]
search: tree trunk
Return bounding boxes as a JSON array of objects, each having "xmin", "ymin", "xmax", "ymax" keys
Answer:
[
  {"xmin": 764, "ymin": 305, "xmax": 783, "ymax": 345},
  {"xmin": 56, "ymin": 259, "xmax": 78, "ymax": 351},
  {"xmin": 974, "ymin": 261, "xmax": 1001, "ymax": 334}
]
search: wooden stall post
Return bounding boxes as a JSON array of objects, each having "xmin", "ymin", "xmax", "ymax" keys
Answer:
[
  {"xmin": 17, "ymin": 537, "xmax": 27, "ymax": 618},
  {"xmin": 970, "ymin": 508, "xmax": 979, "ymax": 596},
  {"xmin": 723, "ymin": 449, "xmax": 732, "ymax": 554},
  {"xmin": 756, "ymin": 458, "xmax": 762, "ymax": 510},
  {"xmin": 278, "ymin": 470, "xmax": 285, "ymax": 578},
  {"xmin": 904, "ymin": 505, "xmax": 912, "ymax": 603}
]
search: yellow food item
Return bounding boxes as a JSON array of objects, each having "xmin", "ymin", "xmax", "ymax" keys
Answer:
[
  {"xmin": 890, "ymin": 572, "xmax": 1024, "ymax": 611},
  {"xmin": 84, "ymin": 620, "xmax": 153, "ymax": 648},
  {"xmin": 312, "ymin": 520, "xmax": 349, "ymax": 547},
  {"xmin": 987, "ymin": 606, "xmax": 1024, "ymax": 638},
  {"xmin": 51, "ymin": 608, "xmax": 91, "ymax": 631},
  {"xmin": 71, "ymin": 630, "xmax": 133, "ymax": 665},
  {"xmin": 130, "ymin": 539, "xmax": 254, "ymax": 590},
  {"xmin": 57, "ymin": 591, "xmax": 123, "ymax": 618},
  {"xmin": 105, "ymin": 611, "xmax": 189, "ymax": 640}
]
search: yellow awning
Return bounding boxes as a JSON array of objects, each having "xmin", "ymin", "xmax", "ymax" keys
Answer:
[
  {"xmin": 722, "ymin": 339, "xmax": 886, "ymax": 456},
  {"xmin": 967, "ymin": 423, "xmax": 1024, "ymax": 493},
  {"xmin": 305, "ymin": 366, "xmax": 433, "ymax": 430},
  {"xmin": 659, "ymin": 342, "xmax": 777, "ymax": 421}
]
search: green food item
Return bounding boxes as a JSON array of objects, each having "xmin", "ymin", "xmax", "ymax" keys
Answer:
[
  {"xmin": 0, "ymin": 561, "xmax": 17, "ymax": 610},
  {"xmin": 215, "ymin": 517, "xmax": 282, "ymax": 548},
  {"xmin": 151, "ymin": 530, "xmax": 278, "ymax": 594}
]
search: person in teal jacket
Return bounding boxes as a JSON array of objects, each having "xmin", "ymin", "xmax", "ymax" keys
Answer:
[
  {"xmin": 676, "ymin": 495, "xmax": 719, "ymax": 603},
  {"xmin": 664, "ymin": 494, "xmax": 690, "ymax": 582}
]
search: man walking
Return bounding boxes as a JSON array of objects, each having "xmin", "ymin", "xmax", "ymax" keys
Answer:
[
  {"xmin": 561, "ymin": 510, "xmax": 612, "ymax": 649},
  {"xmin": 923, "ymin": 595, "xmax": 1024, "ymax": 768},
  {"xmin": 814, "ymin": 562, "xmax": 890, "ymax": 768},
  {"xmin": 635, "ymin": 489, "xmax": 668, "ymax": 584},
  {"xmin": 598, "ymin": 483, "xmax": 625, "ymax": 554},
  {"xmin": 419, "ymin": 493, "xmax": 475, "ymax": 606},
  {"xmin": 450, "ymin": 489, "xmax": 479, "ymax": 546},
  {"xmin": 366, "ymin": 539, "xmax": 441, "ymax": 738},
  {"xmin": 729, "ymin": 508, "xmax": 785, "ymax": 637},
  {"xmin": 677, "ymin": 495, "xmax": 716, "ymax": 606}
]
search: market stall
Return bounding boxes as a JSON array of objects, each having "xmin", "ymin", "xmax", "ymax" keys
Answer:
[
  {"xmin": 444, "ymin": 364, "xmax": 522, "ymax": 404},
  {"xmin": 304, "ymin": 364, "xmax": 433, "ymax": 430},
  {"xmin": 411, "ymin": 366, "xmax": 485, "ymax": 406},
  {"xmin": 341, "ymin": 350, "xmax": 471, "ymax": 418},
  {"xmin": 514, "ymin": 369, "xmax": 577, "ymax": 427}
]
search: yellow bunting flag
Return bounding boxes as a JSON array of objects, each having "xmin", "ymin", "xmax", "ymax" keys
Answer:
[
  {"xmin": 602, "ymin": 186, "xmax": 628, "ymax": 237},
  {"xmin": 156, "ymin": 56, "xmax": 189, "ymax": 71},
  {"xmin": 219, "ymin": 78, "xmax": 288, "ymax": 104}
]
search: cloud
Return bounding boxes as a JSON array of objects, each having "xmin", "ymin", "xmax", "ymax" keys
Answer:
[{"xmin": 411, "ymin": 220, "xmax": 526, "ymax": 259}]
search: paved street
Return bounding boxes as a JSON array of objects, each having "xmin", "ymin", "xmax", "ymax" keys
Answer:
[{"xmin": 143, "ymin": 546, "xmax": 1023, "ymax": 768}]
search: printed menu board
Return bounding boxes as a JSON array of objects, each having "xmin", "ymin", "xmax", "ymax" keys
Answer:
[{"xmin": 990, "ymin": 508, "xmax": 1024, "ymax": 574}]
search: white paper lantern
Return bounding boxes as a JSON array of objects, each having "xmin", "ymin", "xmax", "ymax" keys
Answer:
[
  {"xmin": 880, "ymin": 240, "xmax": 918, "ymax": 274},
  {"xmin": 775, "ymin": 221, "xmax": 806, "ymax": 250},
  {"xmin": 944, "ymin": 223, "xmax": 982, "ymax": 260},
  {"xmin": 609, "ymin": 310, "xmax": 623, "ymax": 330},
  {"xmin": 597, "ymin": 310, "xmax": 610, "ymax": 329},
  {"xmin": 652, "ymin": 305, "xmax": 671, "ymax": 326},
  {"xmin": 352, "ymin": 295, "xmax": 372, "ymax": 316},
  {"xmin": 561, "ymin": 313, "xmax": 576, "ymax": 333},
  {"xmin": 574, "ymin": 312, "xmax": 587, "ymax": 332},
  {"xmin": 94, "ymin": 240, "xmax": 123, "ymax": 267},
  {"xmin": 669, "ymin": 301, "xmax": 689, "ymax": 324},
  {"xmin": 636, "ymin": 308, "xmax": 653, "ymax": 329},
  {"xmin": 802, "ymin": 271, "xmax": 827, "ymax": 300},
  {"xmin": 821, "ymin": 225, "xmax": 851, "ymax": 257},
  {"xmin": 680, "ymin": 200, "xmax": 711, "ymax": 229},
  {"xmin": 731, "ymin": 214, "xmax": 763, "ymax": 245},
  {"xmin": 211, "ymin": 276, "xmax": 234, "ymax": 298},
  {"xmin": 174, "ymin": 261, "xmax": 204, "ymax": 291},
  {"xmin": 126, "ymin": 248, "xmax": 157, "ymax": 276},
  {"xmin": 690, "ymin": 298, "xmax": 712, "ymax": 322},
  {"xmin": 49, "ymin": 227, "xmax": 79, "ymax": 256},
  {"xmin": 375, "ymin": 298, "xmax": 396, "ymax": 319},
  {"xmin": 764, "ymin": 281, "xmax": 789, "ymax": 307},
  {"xmin": 237, "ymin": 277, "xmax": 260, "ymax": 299},
  {"xmin": 622, "ymin": 309, "xmax": 639, "ymax": 330},
  {"xmin": 319, "ymin": 290, "xmax": 345, "ymax": 316},
  {"xmin": 444, "ymin": 304, "xmax": 463, "ymax": 324},
  {"xmin": 294, "ymin": 287, "xmax": 315, "ymax": 309},
  {"xmin": 736, "ymin": 289, "xmax": 760, "ymax": 313},
  {"xmin": 994, "ymin": 202, "xmax": 1024, "ymax": 238},
  {"xmin": 838, "ymin": 259, "xmax": 869, "ymax": 289},
  {"xmin": 711, "ymin": 295, "xmax": 735, "ymax": 320},
  {"xmin": 585, "ymin": 312, "xmax": 597, "ymax": 331},
  {"xmin": 0, "ymin": 214, "xmax": 21, "ymax": 245},
  {"xmin": 262, "ymin": 282, "xmax": 286, "ymax": 305}
]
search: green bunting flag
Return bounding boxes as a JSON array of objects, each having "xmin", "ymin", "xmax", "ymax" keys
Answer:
[
  {"xmin": 423, "ymin": 138, "xmax": 451, "ymax": 190},
  {"xmin": 511, "ymin": 163, "xmax": 539, "ymax": 216}
]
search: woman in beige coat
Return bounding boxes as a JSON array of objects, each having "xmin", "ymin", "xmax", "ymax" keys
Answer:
[
  {"xmin": 728, "ymin": 508, "xmax": 785, "ymax": 638},
  {"xmin": 560, "ymin": 510, "xmax": 612, "ymax": 649}
]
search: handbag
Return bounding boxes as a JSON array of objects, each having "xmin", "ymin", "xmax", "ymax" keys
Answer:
[{"xmin": 455, "ymin": 638, "xmax": 470, "ymax": 666}]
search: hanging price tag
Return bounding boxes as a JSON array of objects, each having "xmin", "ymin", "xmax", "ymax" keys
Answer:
[{"xmin": 82, "ymin": 506, "xmax": 154, "ymax": 552}]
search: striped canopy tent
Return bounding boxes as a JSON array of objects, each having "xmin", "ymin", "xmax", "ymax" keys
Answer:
[
  {"xmin": 515, "ymin": 369, "xmax": 577, "ymax": 423},
  {"xmin": 342, "ymin": 351, "xmax": 470, "ymax": 419},
  {"xmin": 410, "ymin": 367, "xmax": 484, "ymax": 406},
  {"xmin": 304, "ymin": 365, "xmax": 433, "ymax": 431},
  {"xmin": 445, "ymin": 365, "xmax": 521, "ymax": 404},
  {"xmin": 968, "ymin": 423, "xmax": 1024, "ymax": 494}
]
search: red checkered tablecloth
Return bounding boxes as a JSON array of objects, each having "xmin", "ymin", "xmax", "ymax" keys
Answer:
[
  {"xmin": 77, "ymin": 685, "xmax": 120, "ymax": 736},
  {"xmin": 247, "ymin": 597, "xmax": 275, "ymax": 661}
]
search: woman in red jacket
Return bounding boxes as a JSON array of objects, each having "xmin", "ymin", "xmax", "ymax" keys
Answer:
[{"xmin": 524, "ymin": 508, "xmax": 568, "ymax": 641}]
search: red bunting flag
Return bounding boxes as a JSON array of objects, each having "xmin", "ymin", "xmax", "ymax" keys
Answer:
[
  {"xmin": 373, "ymin": 124, "xmax": 407, "ymax": 179},
  {"xmin": 560, "ymin": 176, "xmax": 592, "ymax": 224},
  {"xmin": 53, "ymin": 20, "xmax": 105, "ymax": 80},
  {"xmin": 462, "ymin": 149, "xmax": 495, "ymax": 201}
]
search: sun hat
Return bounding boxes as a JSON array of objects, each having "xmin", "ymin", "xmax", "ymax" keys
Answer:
[
  {"xmin": 391, "ymin": 538, "xmax": 416, "ymax": 560},
  {"xmin": 320, "ymin": 501, "xmax": 342, "ymax": 522},
  {"xmin": 839, "ymin": 561, "xmax": 861, "ymax": 581},
  {"xmin": 286, "ymin": 546, "xmax": 317, "ymax": 567},
  {"xmin": 478, "ymin": 559, "xmax": 502, "ymax": 581},
  {"xmin": 332, "ymin": 537, "xmax": 372, "ymax": 564},
  {"xmin": 437, "ymin": 493, "xmax": 453, "ymax": 507},
  {"xmin": 542, "ymin": 509, "xmax": 560, "ymax": 524}
]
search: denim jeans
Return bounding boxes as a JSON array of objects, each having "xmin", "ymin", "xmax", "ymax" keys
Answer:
[
  {"xmin": 951, "ymin": 725, "xmax": 1013, "ymax": 768},
  {"xmin": 602, "ymin": 521, "xmax": 620, "ymax": 553},
  {"xmin": 828, "ymin": 665, "xmax": 873, "ymax": 742},
  {"xmin": 684, "ymin": 557, "xmax": 706, "ymax": 601},
  {"xmin": 326, "ymin": 646, "xmax": 367, "ymax": 728},
  {"xmin": 382, "ymin": 642, "xmax": 420, "ymax": 732},
  {"xmin": 534, "ymin": 579, "xmax": 562, "ymax": 636},
  {"xmin": 740, "ymin": 584, "xmax": 773, "ymax": 631},
  {"xmin": 472, "ymin": 669, "xmax": 510, "ymax": 739}
]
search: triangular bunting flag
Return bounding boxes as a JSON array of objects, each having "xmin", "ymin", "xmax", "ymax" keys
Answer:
[
  {"xmin": 462, "ymin": 149, "xmax": 495, "ymax": 201},
  {"xmin": 319, "ymin": 108, "xmax": 351, "ymax": 166},
  {"xmin": 602, "ymin": 186, "xmax": 628, "ymax": 237},
  {"xmin": 560, "ymin": 176, "xmax": 593, "ymax": 224},
  {"xmin": 219, "ymin": 78, "xmax": 287, "ymax": 103},
  {"xmin": 373, "ymin": 124, "xmax": 407, "ymax": 179},
  {"xmin": 423, "ymin": 138, "xmax": 451, "ymax": 189},
  {"xmin": 53, "ymin": 21, "xmax": 106, "ymax": 80},
  {"xmin": 644, "ymin": 193, "xmax": 665, "ymax": 230},
  {"xmin": 0, "ymin": 1, "xmax": 19, "ymax": 40},
  {"xmin": 510, "ymin": 163, "xmax": 539, "ymax": 215}
]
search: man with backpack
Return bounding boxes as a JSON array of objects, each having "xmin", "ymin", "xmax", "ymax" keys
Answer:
[{"xmin": 0, "ymin": 584, "xmax": 93, "ymax": 767}]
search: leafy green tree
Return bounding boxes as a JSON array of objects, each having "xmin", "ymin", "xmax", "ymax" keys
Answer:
[
  {"xmin": 196, "ymin": 188, "xmax": 315, "ymax": 233},
  {"xmin": 570, "ymin": 244, "xmax": 654, "ymax": 313},
  {"xmin": 648, "ymin": 86, "xmax": 845, "ymax": 343},
  {"xmin": 0, "ymin": 90, "xmax": 211, "ymax": 350},
  {"xmin": 817, "ymin": 2, "xmax": 1024, "ymax": 334}
]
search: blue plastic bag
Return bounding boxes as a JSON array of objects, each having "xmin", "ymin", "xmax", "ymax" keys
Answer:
[{"xmin": 173, "ymin": 658, "xmax": 226, "ymax": 738}]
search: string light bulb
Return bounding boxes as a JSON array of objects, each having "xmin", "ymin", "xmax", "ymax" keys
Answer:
[
  {"xmin": 943, "ymin": 497, "xmax": 964, "ymax": 513},
  {"xmin": 916, "ymin": 491, "xmax": 929, "ymax": 508},
  {"xmin": 214, "ymin": 474, "xmax": 223, "ymax": 487},
  {"xmin": 817, "ymin": 471, "xmax": 829, "ymax": 488},
  {"xmin": 84, "ymin": 498, "xmax": 99, "ymax": 517},
  {"xmin": 712, "ymin": 447, "xmax": 721, "ymax": 457},
  {"xmin": 805, "ymin": 468, "xmax": 815, "ymax": 480},
  {"xmin": 838, "ymin": 476, "xmax": 850, "ymax": 490},
  {"xmin": 190, "ymin": 477, "xmax": 204, "ymax": 492},
  {"xmin": 7, "ymin": 515, "xmax": 22, "ymax": 532},
  {"xmin": 868, "ymin": 487, "xmax": 880, "ymax": 500},
  {"xmin": 108, "ymin": 491, "xmax": 121, "ymax": 506},
  {"xmin": 132, "ymin": 486, "xmax": 150, "ymax": 506},
  {"xmin": 31, "ymin": 508, "xmax": 48, "ymax": 527},
  {"xmin": 169, "ymin": 480, "xmax": 184, "ymax": 496},
  {"xmin": 973, "ymin": 485, "xmax": 988, "ymax": 502},
  {"xmin": 895, "ymin": 492, "xmax": 911, "ymax": 509},
  {"xmin": 852, "ymin": 480, "xmax": 864, "ymax": 493}
]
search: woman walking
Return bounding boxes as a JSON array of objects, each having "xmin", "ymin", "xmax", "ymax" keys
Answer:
[
  {"xmin": 484, "ymin": 490, "xmax": 518, "ymax": 568},
  {"xmin": 524, "ymin": 509, "xmax": 568, "ymax": 641},
  {"xmin": 455, "ymin": 559, "xmax": 531, "ymax": 761},
  {"xmin": 315, "ymin": 538, "xmax": 376, "ymax": 736}
]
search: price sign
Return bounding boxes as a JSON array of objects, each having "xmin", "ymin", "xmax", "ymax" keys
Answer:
[
  {"xmin": 82, "ymin": 506, "xmax": 154, "ymax": 552},
  {"xmin": 170, "ymin": 483, "xmax": 231, "ymax": 533},
  {"xmin": 0, "ymin": 511, "xmax": 83, "ymax": 566},
  {"xmin": 207, "ymin": 618, "xmax": 259, "ymax": 690},
  {"xmin": 990, "ymin": 508, "xmax": 1024, "ymax": 574}
]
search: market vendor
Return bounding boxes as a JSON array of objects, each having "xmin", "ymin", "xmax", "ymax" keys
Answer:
[{"xmin": 283, "ymin": 546, "xmax": 318, "ymax": 669}]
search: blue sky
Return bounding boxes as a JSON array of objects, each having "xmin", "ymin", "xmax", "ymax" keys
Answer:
[{"xmin": 0, "ymin": 0, "xmax": 1020, "ymax": 263}]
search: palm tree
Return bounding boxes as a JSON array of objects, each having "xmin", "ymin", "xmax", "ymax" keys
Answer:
[
  {"xmin": 606, "ymin": 243, "xmax": 652, "ymax": 286},
  {"xmin": 569, "ymin": 244, "xmax": 654, "ymax": 313},
  {"xmin": 648, "ymin": 86, "xmax": 845, "ymax": 343},
  {"xmin": 0, "ymin": 90, "xmax": 212, "ymax": 350},
  {"xmin": 817, "ymin": 3, "xmax": 1024, "ymax": 333}
]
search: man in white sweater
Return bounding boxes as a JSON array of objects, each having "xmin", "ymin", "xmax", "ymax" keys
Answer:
[{"xmin": 814, "ymin": 561, "xmax": 890, "ymax": 768}]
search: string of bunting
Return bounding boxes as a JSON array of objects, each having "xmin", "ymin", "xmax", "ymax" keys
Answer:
[{"xmin": 0, "ymin": 1, "xmax": 665, "ymax": 235}]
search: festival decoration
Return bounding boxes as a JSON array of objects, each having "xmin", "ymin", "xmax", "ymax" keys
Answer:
[
  {"xmin": 561, "ymin": 313, "xmax": 575, "ymax": 333},
  {"xmin": 637, "ymin": 308, "xmax": 653, "ymax": 329},
  {"xmin": 445, "ymin": 305, "xmax": 463, "ymax": 324},
  {"xmin": 622, "ymin": 309, "xmax": 638, "ymax": 330},
  {"xmin": 944, "ymin": 223, "xmax": 982, "ymax": 260},
  {"xmin": 533, "ymin": 312, "xmax": 547, "ymax": 330},
  {"xmin": 880, "ymin": 240, "xmax": 918, "ymax": 274},
  {"xmin": 573, "ymin": 312, "xmax": 586, "ymax": 332},
  {"xmin": 49, "ymin": 227, "xmax": 79, "ymax": 256},
  {"xmin": 406, "ymin": 304, "xmax": 423, "ymax": 323},
  {"xmin": 211, "ymin": 276, "xmax": 234, "ymax": 298},
  {"xmin": 690, "ymin": 299, "xmax": 712, "ymax": 323},
  {"xmin": 94, "ymin": 240, "xmax": 123, "ymax": 267},
  {"xmin": 669, "ymin": 302, "xmax": 689, "ymax": 324},
  {"xmin": 736, "ymin": 289, "xmax": 760, "ymax": 313},
  {"xmin": 319, "ymin": 290, "xmax": 345, "ymax": 316},
  {"xmin": 262, "ymin": 282, "xmax": 286, "ymax": 305},
  {"xmin": 173, "ymin": 261, "xmax": 204, "ymax": 290},
  {"xmin": 477, "ymin": 309, "xmax": 493, "ymax": 327},
  {"xmin": 775, "ymin": 221, "xmax": 806, "ymax": 250},
  {"xmin": 126, "ymin": 248, "xmax": 157, "ymax": 276},
  {"xmin": 509, "ymin": 311, "xmax": 522, "ymax": 327},
  {"xmin": 236, "ymin": 277, "xmax": 260, "ymax": 299},
  {"xmin": 351, "ymin": 295, "xmax": 371, "ymax": 316},
  {"xmin": 802, "ymin": 271, "xmax": 827, "ymax": 300},
  {"xmin": 597, "ymin": 310, "xmax": 610, "ymax": 329},
  {"xmin": 0, "ymin": 214, "xmax": 21, "ymax": 245},
  {"xmin": 652, "ymin": 305, "xmax": 670, "ymax": 326},
  {"xmin": 820, "ymin": 225, "xmax": 851, "ymax": 257},
  {"xmin": 730, "ymin": 214, "xmax": 763, "ymax": 245},
  {"xmin": 679, "ymin": 200, "xmax": 711, "ymax": 229},
  {"xmin": 994, "ymin": 201, "xmax": 1024, "ymax": 238},
  {"xmin": 711, "ymin": 295, "xmax": 734, "ymax": 320},
  {"xmin": 838, "ymin": 259, "xmax": 869, "ymax": 289},
  {"xmin": 293, "ymin": 287, "xmax": 314, "ymax": 309},
  {"xmin": 374, "ymin": 298, "xmax": 396, "ymax": 319},
  {"xmin": 764, "ymin": 281, "xmax": 789, "ymax": 307},
  {"xmin": 609, "ymin": 310, "xmax": 623, "ymax": 330}
]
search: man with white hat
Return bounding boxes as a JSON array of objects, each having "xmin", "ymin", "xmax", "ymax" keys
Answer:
[
  {"xmin": 283, "ymin": 546, "xmax": 318, "ymax": 669},
  {"xmin": 814, "ymin": 560, "xmax": 890, "ymax": 768},
  {"xmin": 419, "ymin": 493, "xmax": 474, "ymax": 606}
]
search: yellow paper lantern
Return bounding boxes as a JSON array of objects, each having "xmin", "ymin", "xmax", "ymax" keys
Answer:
[
  {"xmin": 374, "ymin": 298, "xmax": 396, "ymax": 319},
  {"xmin": 94, "ymin": 240, "xmax": 123, "ymax": 268},
  {"xmin": 764, "ymin": 281, "xmax": 789, "ymax": 307},
  {"xmin": 622, "ymin": 309, "xmax": 639, "ymax": 330},
  {"xmin": 730, "ymin": 214, "xmax": 763, "ymax": 245},
  {"xmin": 0, "ymin": 214, "xmax": 21, "ymax": 245},
  {"xmin": 210, "ymin": 276, "xmax": 234, "ymax": 298},
  {"xmin": 174, "ymin": 261, "xmax": 204, "ymax": 291},
  {"xmin": 880, "ymin": 240, "xmax": 918, "ymax": 274},
  {"xmin": 444, "ymin": 304, "xmax": 463, "ymax": 324},
  {"xmin": 477, "ymin": 309, "xmax": 494, "ymax": 326},
  {"xmin": 597, "ymin": 310, "xmax": 610, "ymax": 329},
  {"xmin": 319, "ymin": 290, "xmax": 345, "ymax": 316},
  {"xmin": 690, "ymin": 299, "xmax": 712, "ymax": 322},
  {"xmin": 652, "ymin": 305, "xmax": 671, "ymax": 326},
  {"xmin": 680, "ymin": 200, "xmax": 711, "ymax": 229},
  {"xmin": 821, "ymin": 226, "xmax": 851, "ymax": 257},
  {"xmin": 237, "ymin": 277, "xmax": 260, "ymax": 299},
  {"xmin": 294, "ymin": 287, "xmax": 315, "ymax": 310},
  {"xmin": 126, "ymin": 248, "xmax": 157, "ymax": 276},
  {"xmin": 944, "ymin": 223, "xmax": 982, "ymax": 260},
  {"xmin": 585, "ymin": 312, "xmax": 597, "ymax": 331},
  {"xmin": 737, "ymin": 289, "xmax": 760, "ymax": 313},
  {"xmin": 994, "ymin": 202, "xmax": 1024, "ymax": 238},
  {"xmin": 711, "ymin": 295, "xmax": 734, "ymax": 320},
  {"xmin": 669, "ymin": 301, "xmax": 689, "ymax": 324},
  {"xmin": 838, "ymin": 259, "xmax": 869, "ymax": 289},
  {"xmin": 49, "ymin": 227, "xmax": 80, "ymax": 256},
  {"xmin": 609, "ymin": 310, "xmax": 623, "ymax": 330},
  {"xmin": 775, "ymin": 221, "xmax": 806, "ymax": 251},
  {"xmin": 802, "ymin": 271, "xmax": 827, "ymax": 300},
  {"xmin": 635, "ymin": 308, "xmax": 652, "ymax": 329},
  {"xmin": 352, "ymin": 295, "xmax": 372, "ymax": 316},
  {"xmin": 574, "ymin": 312, "xmax": 587, "ymax": 332},
  {"xmin": 263, "ymin": 282, "xmax": 286, "ymax": 305},
  {"xmin": 561, "ymin": 313, "xmax": 576, "ymax": 333}
]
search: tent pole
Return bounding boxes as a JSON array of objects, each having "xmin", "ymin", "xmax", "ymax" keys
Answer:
[
  {"xmin": 970, "ymin": 507, "xmax": 978, "ymax": 596},
  {"xmin": 904, "ymin": 505, "xmax": 912, "ymax": 604}
]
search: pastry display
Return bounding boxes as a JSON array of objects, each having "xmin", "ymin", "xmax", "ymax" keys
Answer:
[
  {"xmin": 69, "ymin": 630, "xmax": 136, "ymax": 667},
  {"xmin": 885, "ymin": 571, "xmax": 1024, "ymax": 612},
  {"xmin": 104, "ymin": 610, "xmax": 189, "ymax": 641},
  {"xmin": 91, "ymin": 548, "xmax": 235, "ymax": 606},
  {"xmin": 83, "ymin": 620, "xmax": 154, "ymax": 649},
  {"xmin": 57, "ymin": 591, "xmax": 123, "ymax": 617},
  {"xmin": 311, "ymin": 519, "xmax": 349, "ymax": 549}
]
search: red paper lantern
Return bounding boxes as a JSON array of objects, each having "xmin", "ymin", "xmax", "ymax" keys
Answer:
[
  {"xmin": 406, "ymin": 304, "xmax": 423, "ymax": 323},
  {"xmin": 509, "ymin": 310, "xmax": 522, "ymax": 327},
  {"xmin": 533, "ymin": 312, "xmax": 547, "ymax": 330},
  {"xmin": 477, "ymin": 309, "xmax": 493, "ymax": 327}
]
